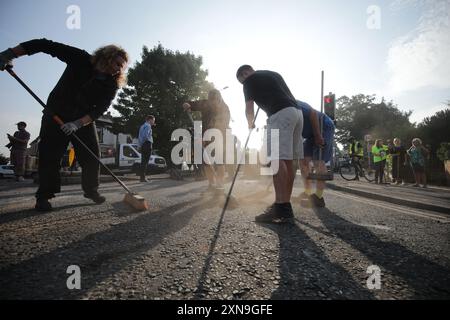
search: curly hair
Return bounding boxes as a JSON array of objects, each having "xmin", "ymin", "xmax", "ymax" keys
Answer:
[
  {"xmin": 91, "ymin": 45, "xmax": 129, "ymax": 87},
  {"xmin": 208, "ymin": 89, "xmax": 222, "ymax": 104}
]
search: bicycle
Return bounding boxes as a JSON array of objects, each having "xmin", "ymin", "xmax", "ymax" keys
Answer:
[{"xmin": 339, "ymin": 156, "xmax": 375, "ymax": 182}]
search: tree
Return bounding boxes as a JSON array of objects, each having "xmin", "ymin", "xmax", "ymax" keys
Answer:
[
  {"xmin": 0, "ymin": 154, "xmax": 8, "ymax": 165},
  {"xmin": 113, "ymin": 44, "xmax": 214, "ymax": 161},
  {"xmin": 416, "ymin": 104, "xmax": 450, "ymax": 152},
  {"xmin": 335, "ymin": 94, "xmax": 415, "ymax": 144}
]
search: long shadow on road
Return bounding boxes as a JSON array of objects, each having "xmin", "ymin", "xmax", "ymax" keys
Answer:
[
  {"xmin": 0, "ymin": 203, "xmax": 94, "ymax": 225},
  {"xmin": 313, "ymin": 207, "xmax": 450, "ymax": 299},
  {"xmin": 0, "ymin": 198, "xmax": 212, "ymax": 299},
  {"xmin": 261, "ymin": 222, "xmax": 375, "ymax": 300}
]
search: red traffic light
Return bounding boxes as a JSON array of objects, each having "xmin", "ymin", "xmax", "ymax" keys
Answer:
[{"xmin": 325, "ymin": 96, "xmax": 332, "ymax": 104}]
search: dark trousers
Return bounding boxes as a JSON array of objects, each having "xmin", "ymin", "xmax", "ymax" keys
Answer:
[
  {"xmin": 10, "ymin": 149, "xmax": 26, "ymax": 177},
  {"xmin": 36, "ymin": 117, "xmax": 100, "ymax": 199},
  {"xmin": 392, "ymin": 156, "xmax": 405, "ymax": 182},
  {"xmin": 374, "ymin": 160, "xmax": 386, "ymax": 183},
  {"xmin": 140, "ymin": 141, "xmax": 152, "ymax": 180}
]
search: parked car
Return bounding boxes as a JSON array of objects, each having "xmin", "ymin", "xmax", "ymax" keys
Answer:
[
  {"xmin": 99, "ymin": 143, "xmax": 167, "ymax": 174},
  {"xmin": 0, "ymin": 165, "xmax": 15, "ymax": 179},
  {"xmin": 131, "ymin": 148, "xmax": 168, "ymax": 174}
]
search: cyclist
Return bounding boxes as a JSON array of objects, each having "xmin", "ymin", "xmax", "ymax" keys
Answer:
[{"xmin": 348, "ymin": 137, "xmax": 364, "ymax": 180}]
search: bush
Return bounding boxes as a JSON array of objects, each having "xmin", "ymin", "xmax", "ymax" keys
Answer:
[{"xmin": 437, "ymin": 142, "xmax": 450, "ymax": 162}]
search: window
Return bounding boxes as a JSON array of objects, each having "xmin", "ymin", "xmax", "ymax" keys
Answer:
[
  {"xmin": 97, "ymin": 128, "xmax": 104, "ymax": 143},
  {"xmin": 123, "ymin": 146, "xmax": 139, "ymax": 158}
]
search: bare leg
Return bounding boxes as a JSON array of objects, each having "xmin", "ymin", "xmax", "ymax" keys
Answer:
[
  {"xmin": 273, "ymin": 159, "xmax": 294, "ymax": 203},
  {"xmin": 300, "ymin": 158, "xmax": 313, "ymax": 194},
  {"xmin": 413, "ymin": 170, "xmax": 419, "ymax": 185},
  {"xmin": 216, "ymin": 165, "xmax": 225, "ymax": 186},
  {"xmin": 286, "ymin": 160, "xmax": 295, "ymax": 199},
  {"xmin": 204, "ymin": 165, "xmax": 216, "ymax": 186},
  {"xmin": 313, "ymin": 160, "xmax": 327, "ymax": 194}
]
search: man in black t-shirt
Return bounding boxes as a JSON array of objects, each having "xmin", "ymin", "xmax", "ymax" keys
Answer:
[{"xmin": 236, "ymin": 65, "xmax": 303, "ymax": 223}]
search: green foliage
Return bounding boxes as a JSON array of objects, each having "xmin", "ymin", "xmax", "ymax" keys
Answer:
[
  {"xmin": 437, "ymin": 142, "xmax": 450, "ymax": 161},
  {"xmin": 0, "ymin": 153, "xmax": 8, "ymax": 165},
  {"xmin": 416, "ymin": 107, "xmax": 450, "ymax": 153},
  {"xmin": 112, "ymin": 44, "xmax": 214, "ymax": 161},
  {"xmin": 335, "ymin": 94, "xmax": 415, "ymax": 145}
]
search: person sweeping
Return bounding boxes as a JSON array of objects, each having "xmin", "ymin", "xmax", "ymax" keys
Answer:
[
  {"xmin": 183, "ymin": 89, "xmax": 231, "ymax": 192},
  {"xmin": 236, "ymin": 65, "xmax": 303, "ymax": 223},
  {"xmin": 0, "ymin": 38, "xmax": 129, "ymax": 212},
  {"xmin": 295, "ymin": 100, "xmax": 335, "ymax": 208}
]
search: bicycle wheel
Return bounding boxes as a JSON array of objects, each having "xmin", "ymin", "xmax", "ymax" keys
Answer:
[
  {"xmin": 339, "ymin": 164, "xmax": 357, "ymax": 181},
  {"xmin": 362, "ymin": 167, "xmax": 375, "ymax": 182}
]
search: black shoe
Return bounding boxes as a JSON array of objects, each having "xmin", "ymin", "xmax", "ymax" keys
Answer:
[
  {"xmin": 255, "ymin": 203, "xmax": 294, "ymax": 224},
  {"xmin": 84, "ymin": 192, "xmax": 106, "ymax": 204},
  {"xmin": 35, "ymin": 198, "xmax": 52, "ymax": 212},
  {"xmin": 309, "ymin": 194, "xmax": 325, "ymax": 208}
]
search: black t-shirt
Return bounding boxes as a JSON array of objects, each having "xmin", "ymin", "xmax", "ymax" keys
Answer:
[
  {"xmin": 243, "ymin": 70, "xmax": 297, "ymax": 117},
  {"xmin": 20, "ymin": 38, "xmax": 119, "ymax": 122},
  {"xmin": 12, "ymin": 129, "xmax": 30, "ymax": 150}
]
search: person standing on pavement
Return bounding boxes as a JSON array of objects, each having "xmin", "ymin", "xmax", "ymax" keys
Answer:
[
  {"xmin": 407, "ymin": 138, "xmax": 429, "ymax": 188},
  {"xmin": 389, "ymin": 138, "xmax": 407, "ymax": 185},
  {"xmin": 236, "ymin": 65, "xmax": 303, "ymax": 223},
  {"xmin": 0, "ymin": 38, "xmax": 129, "ymax": 211},
  {"xmin": 295, "ymin": 100, "xmax": 335, "ymax": 208},
  {"xmin": 372, "ymin": 139, "xmax": 387, "ymax": 184},
  {"xmin": 138, "ymin": 115, "xmax": 155, "ymax": 183},
  {"xmin": 183, "ymin": 89, "xmax": 231, "ymax": 191},
  {"xmin": 6, "ymin": 121, "xmax": 30, "ymax": 181}
]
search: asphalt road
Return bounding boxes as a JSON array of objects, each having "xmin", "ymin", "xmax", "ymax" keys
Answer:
[{"xmin": 0, "ymin": 176, "xmax": 449, "ymax": 300}]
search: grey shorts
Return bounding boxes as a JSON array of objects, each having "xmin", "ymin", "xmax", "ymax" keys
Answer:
[{"xmin": 266, "ymin": 106, "xmax": 304, "ymax": 160}]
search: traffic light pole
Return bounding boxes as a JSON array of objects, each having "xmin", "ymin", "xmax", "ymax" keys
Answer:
[
  {"xmin": 319, "ymin": 70, "xmax": 324, "ymax": 161},
  {"xmin": 307, "ymin": 70, "xmax": 334, "ymax": 181}
]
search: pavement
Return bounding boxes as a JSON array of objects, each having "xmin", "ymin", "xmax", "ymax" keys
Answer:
[
  {"xmin": 326, "ymin": 175, "xmax": 450, "ymax": 214},
  {"xmin": 0, "ymin": 174, "xmax": 449, "ymax": 300}
]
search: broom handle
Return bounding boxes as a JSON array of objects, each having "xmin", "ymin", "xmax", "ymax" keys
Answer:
[
  {"xmin": 6, "ymin": 67, "xmax": 134, "ymax": 195},
  {"xmin": 224, "ymin": 107, "xmax": 260, "ymax": 203},
  {"xmin": 319, "ymin": 70, "xmax": 324, "ymax": 162}
]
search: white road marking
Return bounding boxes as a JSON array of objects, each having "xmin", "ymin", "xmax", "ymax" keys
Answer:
[{"xmin": 328, "ymin": 190, "xmax": 450, "ymax": 223}]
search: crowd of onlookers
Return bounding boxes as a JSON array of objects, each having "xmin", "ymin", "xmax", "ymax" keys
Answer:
[{"xmin": 349, "ymin": 136, "xmax": 430, "ymax": 188}]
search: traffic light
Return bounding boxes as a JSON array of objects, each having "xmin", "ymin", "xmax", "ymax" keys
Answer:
[{"xmin": 324, "ymin": 93, "xmax": 336, "ymax": 120}]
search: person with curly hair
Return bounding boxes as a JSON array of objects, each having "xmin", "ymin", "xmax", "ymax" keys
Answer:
[{"xmin": 0, "ymin": 39, "xmax": 129, "ymax": 211}]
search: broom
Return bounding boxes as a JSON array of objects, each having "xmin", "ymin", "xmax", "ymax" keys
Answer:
[{"xmin": 6, "ymin": 67, "xmax": 149, "ymax": 211}]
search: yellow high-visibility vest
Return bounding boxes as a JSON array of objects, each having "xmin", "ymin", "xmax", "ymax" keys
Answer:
[{"xmin": 349, "ymin": 141, "xmax": 364, "ymax": 157}]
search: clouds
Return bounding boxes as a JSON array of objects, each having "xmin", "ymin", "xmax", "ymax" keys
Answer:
[{"xmin": 387, "ymin": 0, "xmax": 450, "ymax": 92}]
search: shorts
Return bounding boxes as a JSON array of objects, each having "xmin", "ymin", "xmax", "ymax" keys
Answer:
[
  {"xmin": 266, "ymin": 106, "xmax": 303, "ymax": 160},
  {"xmin": 303, "ymin": 125, "xmax": 334, "ymax": 162}
]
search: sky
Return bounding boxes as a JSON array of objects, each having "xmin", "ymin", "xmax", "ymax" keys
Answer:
[{"xmin": 0, "ymin": 0, "xmax": 449, "ymax": 156}]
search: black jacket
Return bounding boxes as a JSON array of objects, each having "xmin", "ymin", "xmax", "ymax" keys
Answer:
[{"xmin": 20, "ymin": 38, "xmax": 118, "ymax": 122}]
